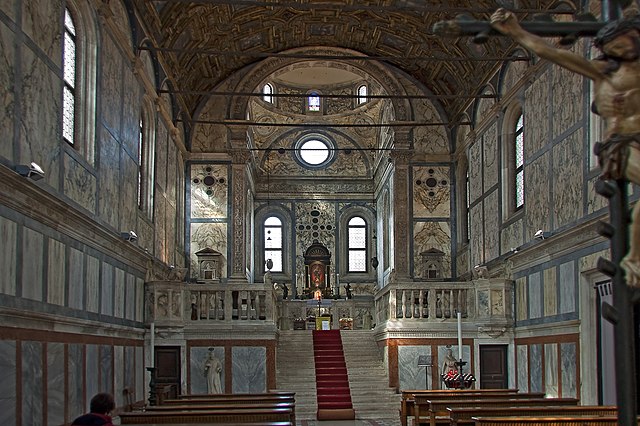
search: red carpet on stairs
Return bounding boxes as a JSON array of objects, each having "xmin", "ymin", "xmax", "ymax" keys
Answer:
[{"xmin": 312, "ymin": 329, "xmax": 356, "ymax": 421}]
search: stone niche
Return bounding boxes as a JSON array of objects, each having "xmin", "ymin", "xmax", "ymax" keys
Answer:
[
  {"xmin": 420, "ymin": 248, "xmax": 444, "ymax": 280},
  {"xmin": 195, "ymin": 248, "xmax": 223, "ymax": 282}
]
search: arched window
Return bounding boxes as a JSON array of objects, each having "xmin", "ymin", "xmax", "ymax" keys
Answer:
[
  {"xmin": 465, "ymin": 168, "xmax": 470, "ymax": 241},
  {"xmin": 137, "ymin": 115, "xmax": 145, "ymax": 209},
  {"xmin": 307, "ymin": 91, "xmax": 321, "ymax": 112},
  {"xmin": 264, "ymin": 216, "xmax": 283, "ymax": 272},
  {"xmin": 61, "ymin": 2, "xmax": 97, "ymax": 163},
  {"xmin": 357, "ymin": 84, "xmax": 368, "ymax": 104},
  {"xmin": 138, "ymin": 99, "xmax": 156, "ymax": 217},
  {"xmin": 263, "ymin": 83, "xmax": 274, "ymax": 103},
  {"xmin": 514, "ymin": 113, "xmax": 525, "ymax": 210},
  {"xmin": 347, "ymin": 216, "xmax": 367, "ymax": 272},
  {"xmin": 62, "ymin": 8, "xmax": 77, "ymax": 146}
]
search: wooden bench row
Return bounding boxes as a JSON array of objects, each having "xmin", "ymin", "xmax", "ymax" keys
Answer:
[{"xmin": 471, "ymin": 416, "xmax": 638, "ymax": 425}]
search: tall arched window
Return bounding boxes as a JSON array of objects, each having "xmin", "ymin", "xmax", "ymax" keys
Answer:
[
  {"xmin": 357, "ymin": 84, "xmax": 368, "ymax": 104},
  {"xmin": 264, "ymin": 216, "xmax": 283, "ymax": 272},
  {"xmin": 466, "ymin": 168, "xmax": 470, "ymax": 241},
  {"xmin": 347, "ymin": 216, "xmax": 367, "ymax": 272},
  {"xmin": 138, "ymin": 99, "xmax": 156, "ymax": 217},
  {"xmin": 61, "ymin": 2, "xmax": 97, "ymax": 163},
  {"xmin": 137, "ymin": 115, "xmax": 145, "ymax": 209},
  {"xmin": 62, "ymin": 7, "xmax": 77, "ymax": 146},
  {"xmin": 263, "ymin": 83, "xmax": 273, "ymax": 103},
  {"xmin": 514, "ymin": 113, "xmax": 525, "ymax": 210}
]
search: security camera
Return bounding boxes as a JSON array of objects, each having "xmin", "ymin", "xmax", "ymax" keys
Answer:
[
  {"xmin": 534, "ymin": 229, "xmax": 545, "ymax": 240},
  {"xmin": 15, "ymin": 162, "xmax": 45, "ymax": 181},
  {"xmin": 121, "ymin": 231, "xmax": 138, "ymax": 242}
]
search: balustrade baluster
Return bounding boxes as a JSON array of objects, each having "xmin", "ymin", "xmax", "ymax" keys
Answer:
[
  {"xmin": 401, "ymin": 290, "xmax": 407, "ymax": 318},
  {"xmin": 419, "ymin": 290, "xmax": 424, "ymax": 318}
]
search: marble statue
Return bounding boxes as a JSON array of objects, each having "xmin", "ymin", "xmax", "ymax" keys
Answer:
[
  {"xmin": 491, "ymin": 7, "xmax": 640, "ymax": 287},
  {"xmin": 204, "ymin": 349, "xmax": 223, "ymax": 394},
  {"xmin": 441, "ymin": 347, "xmax": 458, "ymax": 375}
]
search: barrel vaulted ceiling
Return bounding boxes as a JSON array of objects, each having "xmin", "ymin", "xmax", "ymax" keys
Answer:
[{"xmin": 135, "ymin": 1, "xmax": 563, "ymax": 123}]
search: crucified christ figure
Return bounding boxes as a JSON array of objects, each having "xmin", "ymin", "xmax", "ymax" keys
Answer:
[{"xmin": 491, "ymin": 8, "xmax": 640, "ymax": 286}]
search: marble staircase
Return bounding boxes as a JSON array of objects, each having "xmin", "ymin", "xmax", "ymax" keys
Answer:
[{"xmin": 275, "ymin": 329, "xmax": 401, "ymax": 422}]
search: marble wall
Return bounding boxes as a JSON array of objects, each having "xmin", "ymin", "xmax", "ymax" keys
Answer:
[
  {"xmin": 190, "ymin": 346, "xmax": 226, "ymax": 394},
  {"xmin": 232, "ymin": 346, "xmax": 267, "ymax": 393},
  {"xmin": 398, "ymin": 345, "xmax": 431, "ymax": 390}
]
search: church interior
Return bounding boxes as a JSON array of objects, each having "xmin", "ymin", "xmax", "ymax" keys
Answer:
[{"xmin": 0, "ymin": 0, "xmax": 636, "ymax": 424}]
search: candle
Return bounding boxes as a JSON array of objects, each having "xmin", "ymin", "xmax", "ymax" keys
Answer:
[
  {"xmin": 150, "ymin": 322, "xmax": 155, "ymax": 367},
  {"xmin": 457, "ymin": 312, "xmax": 462, "ymax": 361}
]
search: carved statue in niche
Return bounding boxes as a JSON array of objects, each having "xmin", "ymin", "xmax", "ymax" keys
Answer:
[{"xmin": 491, "ymin": 7, "xmax": 640, "ymax": 286}]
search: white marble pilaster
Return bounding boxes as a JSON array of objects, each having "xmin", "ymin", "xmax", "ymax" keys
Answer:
[
  {"xmin": 101, "ymin": 263, "xmax": 114, "ymax": 316},
  {"xmin": 0, "ymin": 216, "xmax": 17, "ymax": 295},
  {"xmin": 47, "ymin": 342, "xmax": 65, "ymax": 426},
  {"xmin": 22, "ymin": 227, "xmax": 43, "ymax": 301},
  {"xmin": 86, "ymin": 255, "xmax": 100, "ymax": 313},
  {"xmin": 47, "ymin": 238, "xmax": 66, "ymax": 306},
  {"xmin": 69, "ymin": 247, "xmax": 84, "ymax": 309},
  {"xmin": 530, "ymin": 344, "xmax": 543, "ymax": 393},
  {"xmin": 544, "ymin": 343, "xmax": 558, "ymax": 397},
  {"xmin": 232, "ymin": 347, "xmax": 266, "ymax": 394},
  {"xmin": 125, "ymin": 273, "xmax": 136, "ymax": 320},
  {"xmin": 528, "ymin": 273, "xmax": 542, "ymax": 319},
  {"xmin": 136, "ymin": 277, "xmax": 145, "ymax": 322},
  {"xmin": 561, "ymin": 342, "xmax": 577, "ymax": 398},
  {"xmin": 114, "ymin": 268, "xmax": 125, "ymax": 318},
  {"xmin": 559, "ymin": 261, "xmax": 576, "ymax": 314},
  {"xmin": 517, "ymin": 345, "xmax": 529, "ymax": 392}
]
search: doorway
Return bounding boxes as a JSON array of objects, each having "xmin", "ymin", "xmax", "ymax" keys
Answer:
[
  {"xmin": 596, "ymin": 281, "xmax": 616, "ymax": 405},
  {"xmin": 155, "ymin": 346, "xmax": 181, "ymax": 398},
  {"xmin": 479, "ymin": 345, "xmax": 508, "ymax": 389}
]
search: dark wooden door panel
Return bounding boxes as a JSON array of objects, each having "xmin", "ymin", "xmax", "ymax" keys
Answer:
[
  {"xmin": 155, "ymin": 346, "xmax": 180, "ymax": 398},
  {"xmin": 480, "ymin": 345, "xmax": 508, "ymax": 389}
]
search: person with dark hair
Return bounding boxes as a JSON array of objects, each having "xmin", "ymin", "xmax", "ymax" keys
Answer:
[
  {"xmin": 71, "ymin": 393, "xmax": 115, "ymax": 426},
  {"xmin": 491, "ymin": 7, "xmax": 640, "ymax": 287}
]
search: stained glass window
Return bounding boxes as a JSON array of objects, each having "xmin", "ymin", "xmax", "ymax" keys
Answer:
[{"xmin": 308, "ymin": 92, "xmax": 320, "ymax": 112}]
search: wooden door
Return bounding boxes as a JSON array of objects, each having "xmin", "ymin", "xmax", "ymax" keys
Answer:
[
  {"xmin": 479, "ymin": 345, "xmax": 508, "ymax": 389},
  {"xmin": 155, "ymin": 346, "xmax": 181, "ymax": 398}
]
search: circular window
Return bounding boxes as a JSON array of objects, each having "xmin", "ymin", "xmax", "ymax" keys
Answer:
[{"xmin": 295, "ymin": 134, "xmax": 335, "ymax": 168}]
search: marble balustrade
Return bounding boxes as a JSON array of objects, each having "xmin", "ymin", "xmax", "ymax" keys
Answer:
[{"xmin": 146, "ymin": 281, "xmax": 277, "ymax": 324}]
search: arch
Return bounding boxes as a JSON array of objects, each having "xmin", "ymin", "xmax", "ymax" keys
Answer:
[
  {"xmin": 338, "ymin": 204, "xmax": 376, "ymax": 280},
  {"xmin": 500, "ymin": 101, "xmax": 525, "ymax": 220},
  {"xmin": 255, "ymin": 203, "xmax": 293, "ymax": 281}
]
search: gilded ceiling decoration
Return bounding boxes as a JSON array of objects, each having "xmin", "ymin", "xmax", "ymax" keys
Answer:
[{"xmin": 136, "ymin": 1, "xmax": 561, "ymax": 122}]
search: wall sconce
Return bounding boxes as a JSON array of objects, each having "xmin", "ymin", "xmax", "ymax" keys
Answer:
[
  {"xmin": 121, "ymin": 231, "xmax": 138, "ymax": 242},
  {"xmin": 15, "ymin": 162, "xmax": 44, "ymax": 181},
  {"xmin": 534, "ymin": 229, "xmax": 552, "ymax": 240}
]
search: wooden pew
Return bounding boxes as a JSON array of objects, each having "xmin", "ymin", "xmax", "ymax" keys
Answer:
[
  {"xmin": 415, "ymin": 397, "xmax": 579, "ymax": 426},
  {"xmin": 167, "ymin": 392, "xmax": 295, "ymax": 405},
  {"xmin": 400, "ymin": 389, "xmax": 524, "ymax": 426},
  {"xmin": 471, "ymin": 416, "xmax": 636, "ymax": 425},
  {"xmin": 448, "ymin": 406, "xmax": 617, "ymax": 425},
  {"xmin": 118, "ymin": 407, "xmax": 294, "ymax": 424}
]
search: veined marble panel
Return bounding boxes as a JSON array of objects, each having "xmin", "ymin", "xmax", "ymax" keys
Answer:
[
  {"xmin": 100, "ymin": 345, "xmax": 113, "ymax": 394},
  {"xmin": 191, "ymin": 164, "xmax": 229, "ymax": 219},
  {"xmin": 0, "ymin": 216, "xmax": 17, "ymax": 295},
  {"xmin": 0, "ymin": 340, "xmax": 16, "ymax": 425},
  {"xmin": 121, "ymin": 68, "xmax": 141, "ymax": 158},
  {"xmin": 166, "ymin": 203, "xmax": 177, "ymax": 265},
  {"xmin": 114, "ymin": 345, "xmax": 124, "ymax": 407},
  {"xmin": 398, "ymin": 345, "xmax": 431, "ymax": 390},
  {"xmin": 125, "ymin": 273, "xmax": 136, "ymax": 321},
  {"xmin": 98, "ymin": 127, "xmax": 120, "ymax": 228},
  {"xmin": 86, "ymin": 344, "xmax": 99, "ymax": 410},
  {"xmin": 47, "ymin": 238, "xmax": 65, "ymax": 306},
  {"xmin": 156, "ymin": 122, "xmax": 168, "ymax": 190},
  {"xmin": 544, "ymin": 343, "xmax": 558, "ymax": 397},
  {"xmin": 544, "ymin": 267, "xmax": 558, "ymax": 317},
  {"xmin": 119, "ymin": 150, "xmax": 137, "ymax": 233},
  {"xmin": 468, "ymin": 140, "xmax": 482, "ymax": 204},
  {"xmin": 524, "ymin": 70, "xmax": 550, "ymax": 157},
  {"xmin": 86, "ymin": 255, "xmax": 100, "ymax": 313},
  {"xmin": 124, "ymin": 346, "xmax": 135, "ymax": 390},
  {"xmin": 587, "ymin": 175, "xmax": 607, "ymax": 214},
  {"xmin": 191, "ymin": 346, "xmax": 225, "ymax": 394},
  {"xmin": 551, "ymin": 60, "xmax": 584, "ymax": 139},
  {"xmin": 516, "ymin": 277, "xmax": 528, "ymax": 321},
  {"xmin": 482, "ymin": 124, "xmax": 499, "ymax": 191},
  {"xmin": 101, "ymin": 263, "xmax": 114, "ymax": 316},
  {"xmin": 0, "ymin": 21, "xmax": 14, "ymax": 161},
  {"xmin": 525, "ymin": 153, "xmax": 551, "ymax": 237},
  {"xmin": 412, "ymin": 166, "xmax": 450, "ymax": 218},
  {"xmin": 22, "ymin": 341, "xmax": 43, "ymax": 425},
  {"xmin": 500, "ymin": 218, "xmax": 523, "ymax": 257},
  {"xmin": 559, "ymin": 261, "xmax": 577, "ymax": 314},
  {"xmin": 64, "ymin": 153, "xmax": 97, "ymax": 213},
  {"xmin": 22, "ymin": 226, "xmax": 43, "ymax": 301},
  {"xmin": 469, "ymin": 202, "xmax": 483, "ymax": 268},
  {"xmin": 232, "ymin": 346, "xmax": 266, "ymax": 394},
  {"xmin": 114, "ymin": 268, "xmax": 125, "ymax": 318},
  {"xmin": 517, "ymin": 345, "xmax": 529, "ymax": 392},
  {"xmin": 69, "ymin": 246, "xmax": 84, "ymax": 309},
  {"xmin": 167, "ymin": 141, "xmax": 178, "ymax": 202},
  {"xmin": 190, "ymin": 222, "xmax": 228, "ymax": 277},
  {"xmin": 22, "ymin": 0, "xmax": 61, "ymax": 65},
  {"xmin": 155, "ymin": 195, "xmax": 167, "ymax": 263},
  {"xmin": 68, "ymin": 344, "xmax": 84, "ymax": 421},
  {"xmin": 561, "ymin": 342, "xmax": 577, "ymax": 398},
  {"xmin": 47, "ymin": 342, "xmax": 64, "ymax": 426},
  {"xmin": 484, "ymin": 190, "xmax": 500, "ymax": 261},
  {"xmin": 478, "ymin": 290, "xmax": 489, "ymax": 317},
  {"xmin": 413, "ymin": 222, "xmax": 451, "ymax": 279},
  {"xmin": 553, "ymin": 130, "xmax": 583, "ymax": 228},
  {"xmin": 529, "ymin": 272, "xmax": 542, "ymax": 319},
  {"xmin": 135, "ymin": 346, "xmax": 144, "ymax": 404},
  {"xmin": 100, "ymin": 34, "xmax": 123, "ymax": 137},
  {"xmin": 20, "ymin": 46, "xmax": 60, "ymax": 191},
  {"xmin": 136, "ymin": 277, "xmax": 145, "ymax": 322},
  {"xmin": 530, "ymin": 344, "xmax": 543, "ymax": 393}
]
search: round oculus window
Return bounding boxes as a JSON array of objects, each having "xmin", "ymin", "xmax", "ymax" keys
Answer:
[{"xmin": 299, "ymin": 139, "xmax": 330, "ymax": 166}]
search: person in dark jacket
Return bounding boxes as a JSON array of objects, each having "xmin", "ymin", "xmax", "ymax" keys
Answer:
[{"xmin": 71, "ymin": 393, "xmax": 115, "ymax": 426}]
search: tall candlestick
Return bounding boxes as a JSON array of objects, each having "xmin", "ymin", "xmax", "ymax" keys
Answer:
[
  {"xmin": 150, "ymin": 322, "xmax": 155, "ymax": 367},
  {"xmin": 457, "ymin": 312, "xmax": 462, "ymax": 361}
]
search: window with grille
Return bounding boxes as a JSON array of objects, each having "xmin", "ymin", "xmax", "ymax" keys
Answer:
[
  {"xmin": 308, "ymin": 91, "xmax": 320, "ymax": 112},
  {"xmin": 264, "ymin": 216, "xmax": 283, "ymax": 272},
  {"xmin": 348, "ymin": 216, "xmax": 367, "ymax": 272},
  {"xmin": 63, "ymin": 7, "xmax": 76, "ymax": 145},
  {"xmin": 514, "ymin": 113, "xmax": 524, "ymax": 209},
  {"xmin": 263, "ymin": 83, "xmax": 273, "ymax": 103},
  {"xmin": 357, "ymin": 84, "xmax": 367, "ymax": 104}
]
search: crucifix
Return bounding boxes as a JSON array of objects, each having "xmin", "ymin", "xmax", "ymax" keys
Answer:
[{"xmin": 435, "ymin": 1, "xmax": 640, "ymax": 424}]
